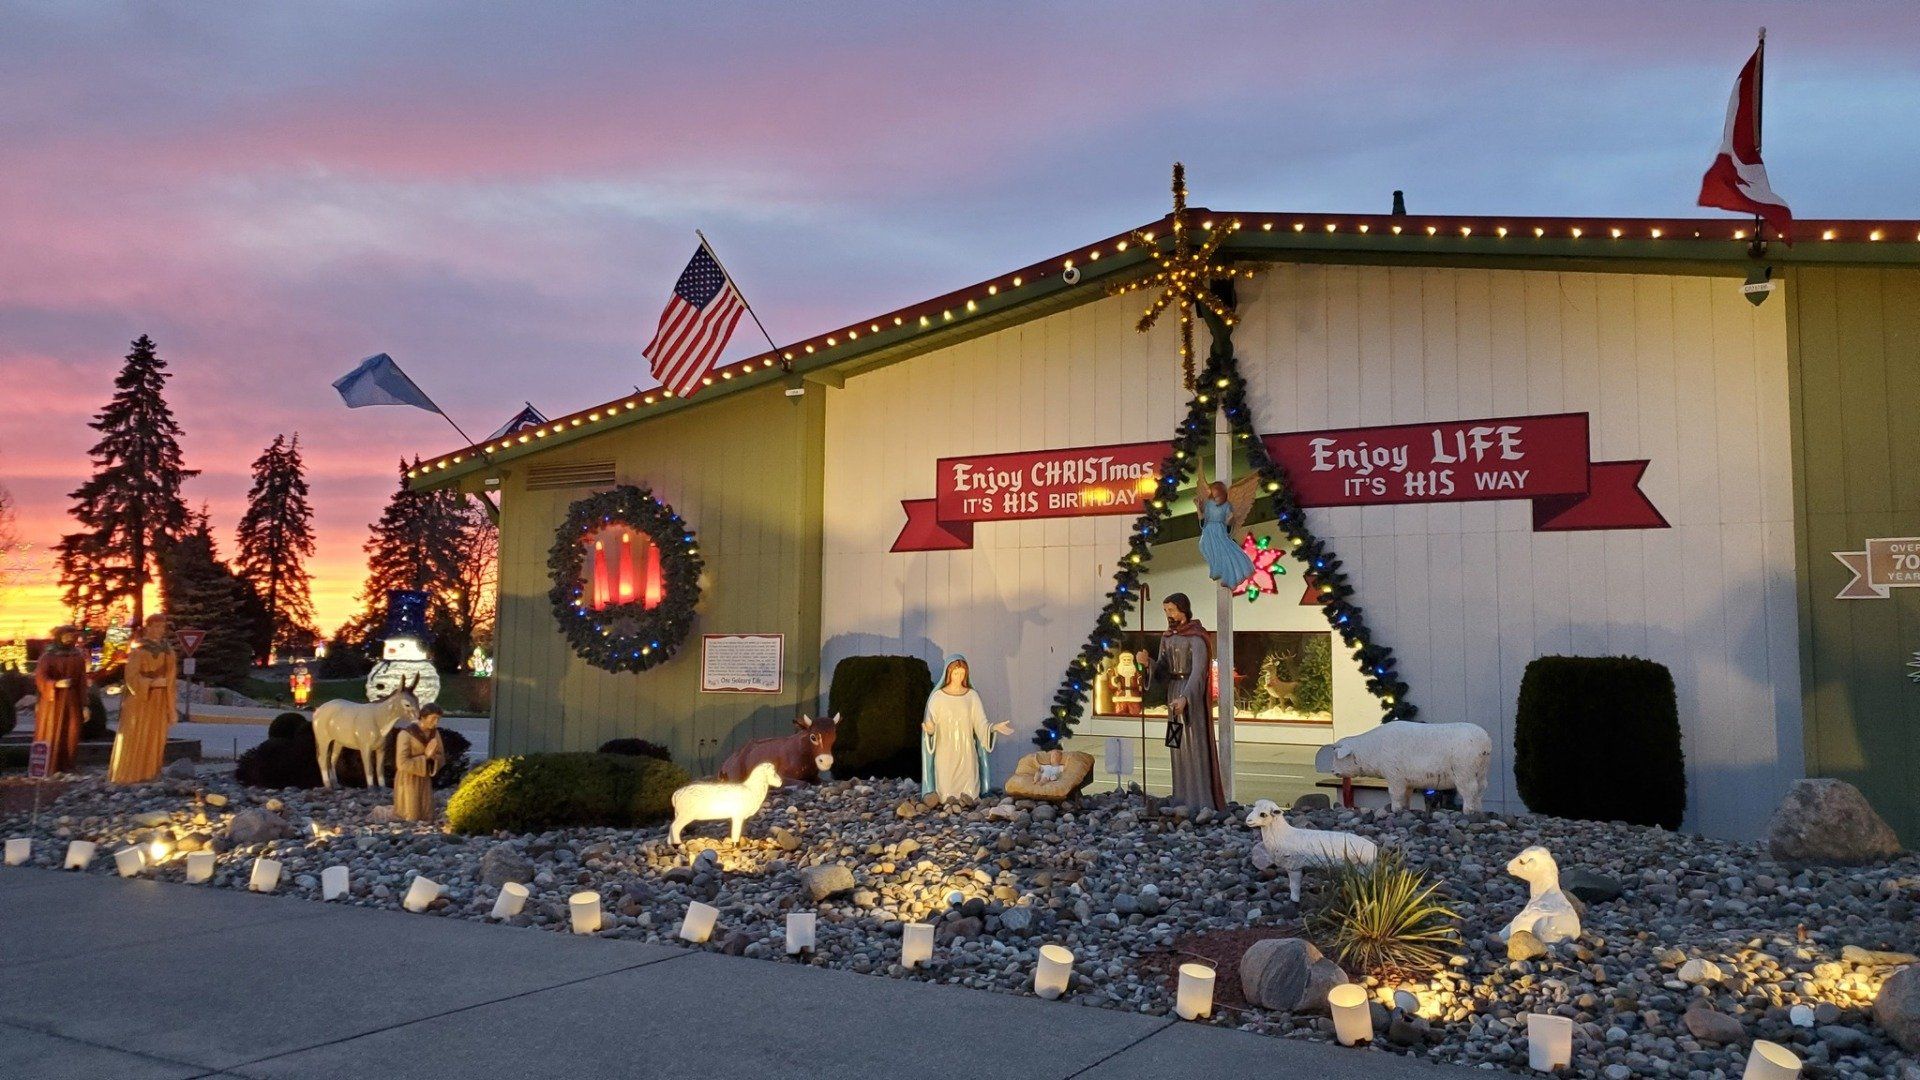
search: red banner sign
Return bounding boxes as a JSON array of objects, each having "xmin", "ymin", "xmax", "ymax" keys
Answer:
[
  {"xmin": 892, "ymin": 412, "xmax": 1665, "ymax": 552},
  {"xmin": 894, "ymin": 441, "xmax": 1165, "ymax": 552}
]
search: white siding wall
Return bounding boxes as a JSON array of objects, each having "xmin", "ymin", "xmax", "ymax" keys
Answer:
[{"xmin": 821, "ymin": 265, "xmax": 1802, "ymax": 839}]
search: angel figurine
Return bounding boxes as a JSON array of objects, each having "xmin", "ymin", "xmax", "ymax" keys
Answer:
[{"xmin": 1195, "ymin": 460, "xmax": 1261, "ymax": 589}]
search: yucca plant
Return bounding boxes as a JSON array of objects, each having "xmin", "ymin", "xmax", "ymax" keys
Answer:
[{"xmin": 1306, "ymin": 850, "xmax": 1460, "ymax": 978}]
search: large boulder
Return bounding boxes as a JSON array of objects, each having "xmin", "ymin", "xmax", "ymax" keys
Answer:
[
  {"xmin": 799, "ymin": 863, "xmax": 855, "ymax": 902},
  {"xmin": 224, "ymin": 808, "xmax": 295, "ymax": 846},
  {"xmin": 1874, "ymin": 964, "xmax": 1920, "ymax": 1053},
  {"xmin": 1240, "ymin": 937, "xmax": 1324, "ymax": 1011},
  {"xmin": 1683, "ymin": 1003, "xmax": 1747, "ymax": 1046},
  {"xmin": 1765, "ymin": 779, "xmax": 1901, "ymax": 865},
  {"xmin": 480, "ymin": 844, "xmax": 535, "ymax": 887}
]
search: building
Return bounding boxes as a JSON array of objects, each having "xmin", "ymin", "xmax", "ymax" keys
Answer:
[{"xmin": 412, "ymin": 209, "xmax": 1920, "ymax": 842}]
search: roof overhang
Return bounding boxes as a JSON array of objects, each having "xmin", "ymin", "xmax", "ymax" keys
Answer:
[{"xmin": 411, "ymin": 210, "xmax": 1920, "ymax": 491}]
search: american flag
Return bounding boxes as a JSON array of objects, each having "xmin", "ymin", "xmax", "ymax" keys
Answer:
[{"xmin": 642, "ymin": 245, "xmax": 746, "ymax": 398}]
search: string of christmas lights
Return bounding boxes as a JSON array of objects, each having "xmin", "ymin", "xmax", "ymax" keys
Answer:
[{"xmin": 1034, "ymin": 291, "xmax": 1415, "ymax": 751}]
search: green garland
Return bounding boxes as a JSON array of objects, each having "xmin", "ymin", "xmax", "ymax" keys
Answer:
[
  {"xmin": 1036, "ymin": 291, "xmax": 1415, "ymax": 749},
  {"xmin": 547, "ymin": 485, "xmax": 702, "ymax": 673}
]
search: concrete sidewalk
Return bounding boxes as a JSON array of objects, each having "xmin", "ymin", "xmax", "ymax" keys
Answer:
[{"xmin": 0, "ymin": 870, "xmax": 1485, "ymax": 1080}]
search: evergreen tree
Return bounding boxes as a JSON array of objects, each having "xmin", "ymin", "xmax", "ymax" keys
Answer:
[
  {"xmin": 351, "ymin": 459, "xmax": 470, "ymax": 658},
  {"xmin": 56, "ymin": 334, "xmax": 198, "ymax": 627},
  {"xmin": 235, "ymin": 433, "xmax": 317, "ymax": 659},
  {"xmin": 159, "ymin": 516, "xmax": 253, "ymax": 688}
]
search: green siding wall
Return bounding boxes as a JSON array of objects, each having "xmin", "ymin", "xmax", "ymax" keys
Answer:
[
  {"xmin": 1788, "ymin": 267, "xmax": 1920, "ymax": 841},
  {"xmin": 490, "ymin": 389, "xmax": 825, "ymax": 774}
]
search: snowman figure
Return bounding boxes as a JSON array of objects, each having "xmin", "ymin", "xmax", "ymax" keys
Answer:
[{"xmin": 366, "ymin": 589, "xmax": 442, "ymax": 705}]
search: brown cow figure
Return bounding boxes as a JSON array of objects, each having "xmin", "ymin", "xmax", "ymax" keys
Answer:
[{"xmin": 718, "ymin": 713, "xmax": 840, "ymax": 786}]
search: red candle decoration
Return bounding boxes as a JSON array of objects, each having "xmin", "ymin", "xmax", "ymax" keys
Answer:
[
  {"xmin": 617, "ymin": 531, "xmax": 637, "ymax": 603},
  {"xmin": 591, "ymin": 540, "xmax": 611, "ymax": 609},
  {"xmin": 643, "ymin": 540, "xmax": 664, "ymax": 610}
]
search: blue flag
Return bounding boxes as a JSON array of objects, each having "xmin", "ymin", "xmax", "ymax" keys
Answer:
[{"xmin": 332, "ymin": 353, "xmax": 442, "ymax": 413}]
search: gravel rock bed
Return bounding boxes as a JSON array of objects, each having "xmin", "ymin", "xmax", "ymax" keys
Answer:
[{"xmin": 6, "ymin": 770, "xmax": 1918, "ymax": 1078}]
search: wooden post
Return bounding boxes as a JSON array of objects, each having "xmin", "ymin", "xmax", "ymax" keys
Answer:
[{"xmin": 1214, "ymin": 408, "xmax": 1235, "ymax": 804}]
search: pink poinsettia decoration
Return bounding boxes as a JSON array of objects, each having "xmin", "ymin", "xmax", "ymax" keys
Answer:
[{"xmin": 1232, "ymin": 534, "xmax": 1285, "ymax": 601}]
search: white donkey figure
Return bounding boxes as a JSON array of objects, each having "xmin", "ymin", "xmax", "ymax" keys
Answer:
[{"xmin": 313, "ymin": 675, "xmax": 420, "ymax": 790}]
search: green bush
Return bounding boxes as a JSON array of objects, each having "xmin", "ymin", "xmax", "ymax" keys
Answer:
[
  {"xmin": 268, "ymin": 712, "xmax": 310, "ymax": 739},
  {"xmin": 597, "ymin": 738, "xmax": 673, "ymax": 762},
  {"xmin": 828, "ymin": 655, "xmax": 933, "ymax": 780},
  {"xmin": 446, "ymin": 752, "xmax": 689, "ymax": 835},
  {"xmin": 1514, "ymin": 655, "xmax": 1685, "ymax": 829},
  {"xmin": 0, "ymin": 668, "xmax": 31, "ymax": 739},
  {"xmin": 82, "ymin": 690, "xmax": 111, "ymax": 741},
  {"xmin": 236, "ymin": 715, "xmax": 322, "ymax": 788}
]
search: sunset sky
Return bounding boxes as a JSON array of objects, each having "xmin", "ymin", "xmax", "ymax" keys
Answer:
[{"xmin": 3, "ymin": 2, "xmax": 1917, "ymax": 639}]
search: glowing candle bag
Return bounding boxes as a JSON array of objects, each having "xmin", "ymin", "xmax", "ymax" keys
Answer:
[
  {"xmin": 64, "ymin": 840, "xmax": 95, "ymax": 870},
  {"xmin": 5, "ymin": 838, "xmax": 30, "ymax": 865},
  {"xmin": 679, "ymin": 900, "xmax": 718, "ymax": 943},
  {"xmin": 1329, "ymin": 984, "xmax": 1373, "ymax": 1046},
  {"xmin": 569, "ymin": 891, "xmax": 603, "ymax": 934},
  {"xmin": 786, "ymin": 912, "xmax": 816, "ymax": 955},
  {"xmin": 491, "ymin": 881, "xmax": 529, "ymax": 919},
  {"xmin": 249, "ymin": 857, "xmax": 282, "ymax": 893},
  {"xmin": 404, "ymin": 876, "xmax": 442, "ymax": 913},
  {"xmin": 1527, "ymin": 1013, "xmax": 1572, "ymax": 1072},
  {"xmin": 1743, "ymin": 1040, "xmax": 1802, "ymax": 1080},
  {"xmin": 902, "ymin": 923, "xmax": 934, "ymax": 969},
  {"xmin": 1033, "ymin": 945, "xmax": 1074, "ymax": 1000},
  {"xmin": 321, "ymin": 865, "xmax": 349, "ymax": 901},
  {"xmin": 114, "ymin": 847, "xmax": 146, "ymax": 877},
  {"xmin": 1175, "ymin": 963, "xmax": 1215, "ymax": 1020},
  {"xmin": 185, "ymin": 851, "xmax": 216, "ymax": 883}
]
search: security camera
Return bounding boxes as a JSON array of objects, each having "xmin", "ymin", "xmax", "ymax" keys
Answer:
[{"xmin": 1062, "ymin": 265, "xmax": 1081, "ymax": 285}]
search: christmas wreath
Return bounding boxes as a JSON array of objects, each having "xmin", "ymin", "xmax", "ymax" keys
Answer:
[{"xmin": 547, "ymin": 485, "xmax": 703, "ymax": 673}]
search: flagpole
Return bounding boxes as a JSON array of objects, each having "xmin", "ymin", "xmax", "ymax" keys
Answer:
[
  {"xmin": 1753, "ymin": 26, "xmax": 1767, "ymax": 245},
  {"xmin": 695, "ymin": 230, "xmax": 788, "ymax": 372},
  {"xmin": 390, "ymin": 365, "xmax": 501, "ymax": 516}
]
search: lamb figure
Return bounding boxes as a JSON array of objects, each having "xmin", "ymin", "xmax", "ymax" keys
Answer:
[
  {"xmin": 1313, "ymin": 721, "xmax": 1492, "ymax": 813},
  {"xmin": 1245, "ymin": 799, "xmax": 1379, "ymax": 902},
  {"xmin": 1501, "ymin": 845, "xmax": 1581, "ymax": 943},
  {"xmin": 669, "ymin": 762, "xmax": 782, "ymax": 845}
]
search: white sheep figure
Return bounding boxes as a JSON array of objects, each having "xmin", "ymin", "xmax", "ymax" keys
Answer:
[
  {"xmin": 1312, "ymin": 721, "xmax": 1492, "ymax": 813},
  {"xmin": 669, "ymin": 762, "xmax": 782, "ymax": 846},
  {"xmin": 1501, "ymin": 845, "xmax": 1581, "ymax": 944},
  {"xmin": 1245, "ymin": 799, "xmax": 1379, "ymax": 902}
]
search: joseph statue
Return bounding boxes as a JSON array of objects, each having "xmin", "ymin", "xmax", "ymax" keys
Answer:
[{"xmin": 33, "ymin": 625, "xmax": 89, "ymax": 774}]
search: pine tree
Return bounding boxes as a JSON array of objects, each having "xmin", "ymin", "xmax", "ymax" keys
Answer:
[
  {"xmin": 159, "ymin": 516, "xmax": 253, "ymax": 688},
  {"xmin": 351, "ymin": 460, "xmax": 470, "ymax": 658},
  {"xmin": 56, "ymin": 335, "xmax": 198, "ymax": 627},
  {"xmin": 235, "ymin": 434, "xmax": 317, "ymax": 659}
]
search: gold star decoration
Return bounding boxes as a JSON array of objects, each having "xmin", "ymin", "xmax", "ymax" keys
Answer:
[{"xmin": 1109, "ymin": 162, "xmax": 1257, "ymax": 390}]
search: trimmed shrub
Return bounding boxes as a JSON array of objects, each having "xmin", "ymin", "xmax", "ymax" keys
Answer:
[
  {"xmin": 236, "ymin": 716, "xmax": 323, "ymax": 789},
  {"xmin": 597, "ymin": 738, "xmax": 673, "ymax": 762},
  {"xmin": 82, "ymin": 690, "xmax": 111, "ymax": 741},
  {"xmin": 446, "ymin": 752, "xmax": 690, "ymax": 835},
  {"xmin": 268, "ymin": 712, "xmax": 310, "ymax": 739},
  {"xmin": 828, "ymin": 655, "xmax": 933, "ymax": 780},
  {"xmin": 0, "ymin": 668, "xmax": 31, "ymax": 739},
  {"xmin": 1514, "ymin": 655, "xmax": 1685, "ymax": 830}
]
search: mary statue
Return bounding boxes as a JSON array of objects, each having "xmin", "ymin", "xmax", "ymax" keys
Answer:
[{"xmin": 921, "ymin": 654, "xmax": 1012, "ymax": 800}]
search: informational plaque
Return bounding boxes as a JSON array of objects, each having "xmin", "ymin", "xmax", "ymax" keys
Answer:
[{"xmin": 701, "ymin": 634, "xmax": 784, "ymax": 693}]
